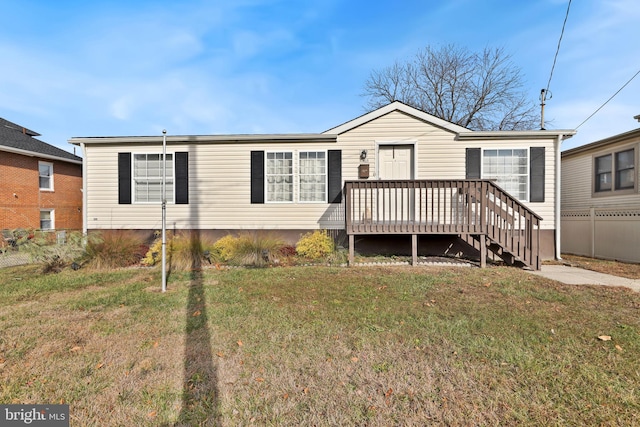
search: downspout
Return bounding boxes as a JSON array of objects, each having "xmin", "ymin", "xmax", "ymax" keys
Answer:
[
  {"xmin": 81, "ymin": 143, "xmax": 88, "ymax": 235},
  {"xmin": 554, "ymin": 134, "xmax": 562, "ymax": 260}
]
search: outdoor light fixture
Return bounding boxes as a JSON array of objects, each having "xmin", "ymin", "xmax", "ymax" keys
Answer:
[{"xmin": 360, "ymin": 149, "xmax": 367, "ymax": 161}]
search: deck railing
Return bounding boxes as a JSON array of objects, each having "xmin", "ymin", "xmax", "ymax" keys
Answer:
[{"xmin": 344, "ymin": 180, "xmax": 541, "ymax": 269}]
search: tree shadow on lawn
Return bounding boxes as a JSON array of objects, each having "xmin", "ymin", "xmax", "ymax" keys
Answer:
[{"xmin": 166, "ymin": 240, "xmax": 220, "ymax": 426}]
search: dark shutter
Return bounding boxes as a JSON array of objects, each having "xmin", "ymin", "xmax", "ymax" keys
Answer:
[
  {"xmin": 251, "ymin": 151, "xmax": 264, "ymax": 204},
  {"xmin": 530, "ymin": 147, "xmax": 545, "ymax": 202},
  {"xmin": 328, "ymin": 150, "xmax": 342, "ymax": 203},
  {"xmin": 118, "ymin": 152, "xmax": 132, "ymax": 204},
  {"xmin": 175, "ymin": 152, "xmax": 189, "ymax": 204},
  {"xmin": 465, "ymin": 148, "xmax": 481, "ymax": 179}
]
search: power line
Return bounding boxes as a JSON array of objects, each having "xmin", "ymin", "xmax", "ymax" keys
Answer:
[
  {"xmin": 575, "ymin": 68, "xmax": 640, "ymax": 129},
  {"xmin": 546, "ymin": 0, "xmax": 572, "ymax": 95}
]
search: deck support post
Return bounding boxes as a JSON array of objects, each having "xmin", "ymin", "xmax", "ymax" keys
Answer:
[
  {"xmin": 411, "ymin": 234, "xmax": 418, "ymax": 266},
  {"xmin": 348, "ymin": 234, "xmax": 355, "ymax": 266},
  {"xmin": 479, "ymin": 235, "xmax": 487, "ymax": 268}
]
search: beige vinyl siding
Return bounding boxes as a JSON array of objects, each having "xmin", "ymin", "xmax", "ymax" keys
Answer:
[
  {"xmin": 561, "ymin": 141, "xmax": 640, "ymax": 262},
  {"xmin": 85, "ymin": 143, "xmax": 343, "ymax": 230},
  {"xmin": 337, "ymin": 111, "xmax": 556, "ymax": 229},
  {"xmin": 84, "ymin": 109, "xmax": 558, "ymax": 232},
  {"xmin": 562, "ymin": 143, "xmax": 640, "ymax": 211},
  {"xmin": 561, "ymin": 155, "xmax": 593, "ymax": 210},
  {"xmin": 336, "ymin": 111, "xmax": 465, "ymax": 181}
]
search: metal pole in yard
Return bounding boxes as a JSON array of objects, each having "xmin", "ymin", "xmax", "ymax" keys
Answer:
[{"xmin": 161, "ymin": 129, "xmax": 167, "ymax": 293}]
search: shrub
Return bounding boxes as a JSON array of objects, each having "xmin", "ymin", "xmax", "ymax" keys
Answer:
[
  {"xmin": 232, "ymin": 231, "xmax": 285, "ymax": 267},
  {"xmin": 211, "ymin": 234, "xmax": 239, "ymax": 263},
  {"xmin": 84, "ymin": 230, "xmax": 146, "ymax": 270},
  {"xmin": 295, "ymin": 230, "xmax": 334, "ymax": 260},
  {"xmin": 21, "ymin": 231, "xmax": 86, "ymax": 273},
  {"xmin": 142, "ymin": 232, "xmax": 215, "ymax": 271},
  {"xmin": 141, "ymin": 237, "xmax": 163, "ymax": 266},
  {"xmin": 276, "ymin": 245, "xmax": 298, "ymax": 266},
  {"xmin": 170, "ymin": 232, "xmax": 215, "ymax": 271}
]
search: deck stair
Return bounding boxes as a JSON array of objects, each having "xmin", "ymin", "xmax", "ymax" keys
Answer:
[{"xmin": 344, "ymin": 179, "xmax": 541, "ymax": 270}]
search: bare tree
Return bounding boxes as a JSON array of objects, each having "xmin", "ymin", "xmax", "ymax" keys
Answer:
[{"xmin": 363, "ymin": 45, "xmax": 538, "ymax": 131}]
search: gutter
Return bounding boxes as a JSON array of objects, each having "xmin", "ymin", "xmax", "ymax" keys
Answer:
[
  {"xmin": 0, "ymin": 145, "xmax": 83, "ymax": 165},
  {"xmin": 555, "ymin": 134, "xmax": 563, "ymax": 260},
  {"xmin": 69, "ymin": 134, "xmax": 338, "ymax": 145},
  {"xmin": 81, "ymin": 143, "xmax": 88, "ymax": 235}
]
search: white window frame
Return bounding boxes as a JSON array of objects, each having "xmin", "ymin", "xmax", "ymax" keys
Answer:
[
  {"xmin": 39, "ymin": 161, "xmax": 54, "ymax": 191},
  {"xmin": 133, "ymin": 153, "xmax": 174, "ymax": 204},
  {"xmin": 481, "ymin": 148, "xmax": 529, "ymax": 202},
  {"xmin": 40, "ymin": 209, "xmax": 54, "ymax": 230},
  {"xmin": 265, "ymin": 151, "xmax": 294, "ymax": 203},
  {"xmin": 298, "ymin": 150, "xmax": 327, "ymax": 203}
]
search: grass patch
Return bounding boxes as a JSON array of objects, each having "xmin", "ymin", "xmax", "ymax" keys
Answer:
[{"xmin": 0, "ymin": 265, "xmax": 639, "ymax": 425}]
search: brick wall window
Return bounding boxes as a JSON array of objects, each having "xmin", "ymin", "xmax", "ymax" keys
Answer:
[
  {"xmin": 39, "ymin": 161, "xmax": 54, "ymax": 190},
  {"xmin": 40, "ymin": 209, "xmax": 54, "ymax": 230}
]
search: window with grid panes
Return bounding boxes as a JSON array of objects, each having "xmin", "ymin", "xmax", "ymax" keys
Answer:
[
  {"xmin": 133, "ymin": 154, "xmax": 173, "ymax": 203},
  {"xmin": 299, "ymin": 151, "xmax": 326, "ymax": 202},
  {"xmin": 483, "ymin": 149, "xmax": 529, "ymax": 201},
  {"xmin": 266, "ymin": 152, "xmax": 293, "ymax": 202}
]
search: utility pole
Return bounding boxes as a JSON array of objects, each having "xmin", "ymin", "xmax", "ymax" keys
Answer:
[{"xmin": 540, "ymin": 89, "xmax": 551, "ymax": 130}]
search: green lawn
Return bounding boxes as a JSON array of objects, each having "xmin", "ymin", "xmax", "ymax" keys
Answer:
[{"xmin": 1, "ymin": 264, "xmax": 639, "ymax": 425}]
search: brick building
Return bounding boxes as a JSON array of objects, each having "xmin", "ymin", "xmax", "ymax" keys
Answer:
[{"xmin": 1, "ymin": 118, "xmax": 82, "ymax": 232}]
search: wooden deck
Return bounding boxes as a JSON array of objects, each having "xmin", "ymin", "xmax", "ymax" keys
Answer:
[{"xmin": 344, "ymin": 180, "xmax": 542, "ymax": 270}]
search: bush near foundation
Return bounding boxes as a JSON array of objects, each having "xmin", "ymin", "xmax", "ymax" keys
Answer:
[
  {"xmin": 210, "ymin": 232, "xmax": 285, "ymax": 267},
  {"xmin": 84, "ymin": 230, "xmax": 147, "ymax": 270},
  {"xmin": 295, "ymin": 230, "xmax": 334, "ymax": 260},
  {"xmin": 229, "ymin": 232, "xmax": 285, "ymax": 267},
  {"xmin": 211, "ymin": 234, "xmax": 239, "ymax": 263},
  {"xmin": 142, "ymin": 232, "xmax": 214, "ymax": 271}
]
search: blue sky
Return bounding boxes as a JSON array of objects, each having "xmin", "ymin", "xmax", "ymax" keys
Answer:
[{"xmin": 1, "ymin": 0, "xmax": 638, "ymax": 153}]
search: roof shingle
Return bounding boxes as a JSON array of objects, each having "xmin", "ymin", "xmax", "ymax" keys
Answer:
[{"xmin": 0, "ymin": 118, "xmax": 82, "ymax": 163}]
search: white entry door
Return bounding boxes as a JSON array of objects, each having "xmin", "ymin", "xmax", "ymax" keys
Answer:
[
  {"xmin": 378, "ymin": 145, "xmax": 414, "ymax": 223},
  {"xmin": 379, "ymin": 145, "xmax": 414, "ymax": 180}
]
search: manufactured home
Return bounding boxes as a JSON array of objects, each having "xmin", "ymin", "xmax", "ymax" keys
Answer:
[
  {"xmin": 561, "ymin": 117, "xmax": 640, "ymax": 263},
  {"xmin": 70, "ymin": 102, "xmax": 575, "ymax": 269}
]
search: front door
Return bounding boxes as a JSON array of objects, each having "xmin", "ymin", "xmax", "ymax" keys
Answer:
[
  {"xmin": 378, "ymin": 145, "xmax": 414, "ymax": 180},
  {"xmin": 378, "ymin": 145, "xmax": 414, "ymax": 224}
]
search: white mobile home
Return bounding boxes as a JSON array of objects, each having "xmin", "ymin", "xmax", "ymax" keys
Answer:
[
  {"xmin": 70, "ymin": 102, "xmax": 575, "ymax": 269},
  {"xmin": 561, "ymin": 119, "xmax": 640, "ymax": 263}
]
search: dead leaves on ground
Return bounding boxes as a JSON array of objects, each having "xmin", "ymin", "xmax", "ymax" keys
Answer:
[{"xmin": 597, "ymin": 335, "xmax": 624, "ymax": 352}]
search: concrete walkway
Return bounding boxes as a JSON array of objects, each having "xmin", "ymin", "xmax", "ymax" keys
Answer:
[{"xmin": 530, "ymin": 265, "xmax": 640, "ymax": 292}]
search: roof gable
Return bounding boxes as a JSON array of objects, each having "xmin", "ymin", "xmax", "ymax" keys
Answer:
[
  {"xmin": 0, "ymin": 118, "xmax": 82, "ymax": 163},
  {"xmin": 323, "ymin": 101, "xmax": 470, "ymax": 135}
]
